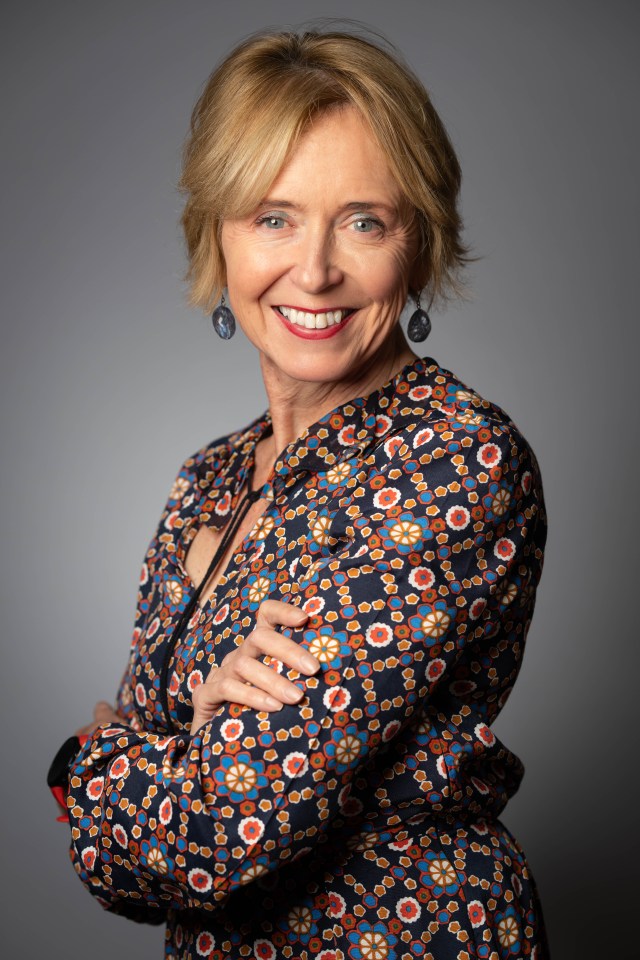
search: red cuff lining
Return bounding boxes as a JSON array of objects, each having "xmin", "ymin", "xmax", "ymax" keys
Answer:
[{"xmin": 51, "ymin": 733, "xmax": 90, "ymax": 823}]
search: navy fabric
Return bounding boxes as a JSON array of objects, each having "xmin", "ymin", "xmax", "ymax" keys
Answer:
[{"xmin": 63, "ymin": 355, "xmax": 550, "ymax": 958}]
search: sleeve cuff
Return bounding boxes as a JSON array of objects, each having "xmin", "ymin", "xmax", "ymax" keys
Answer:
[{"xmin": 47, "ymin": 734, "xmax": 89, "ymax": 822}]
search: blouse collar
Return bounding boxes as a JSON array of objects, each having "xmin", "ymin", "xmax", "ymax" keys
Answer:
[{"xmin": 234, "ymin": 354, "xmax": 441, "ymax": 499}]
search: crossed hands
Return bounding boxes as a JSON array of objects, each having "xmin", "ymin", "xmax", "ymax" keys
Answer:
[{"xmin": 76, "ymin": 600, "xmax": 320, "ymax": 738}]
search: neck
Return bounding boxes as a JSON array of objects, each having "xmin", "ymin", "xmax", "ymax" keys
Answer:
[{"xmin": 258, "ymin": 328, "xmax": 418, "ymax": 468}]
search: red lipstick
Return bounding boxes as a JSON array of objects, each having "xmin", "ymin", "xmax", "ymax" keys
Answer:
[{"xmin": 273, "ymin": 307, "xmax": 356, "ymax": 340}]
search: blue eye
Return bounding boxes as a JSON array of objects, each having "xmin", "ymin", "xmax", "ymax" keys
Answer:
[
  {"xmin": 257, "ymin": 215, "xmax": 286, "ymax": 229},
  {"xmin": 353, "ymin": 217, "xmax": 383, "ymax": 233}
]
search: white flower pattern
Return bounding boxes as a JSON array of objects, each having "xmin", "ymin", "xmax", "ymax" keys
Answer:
[{"xmin": 62, "ymin": 357, "xmax": 549, "ymax": 958}]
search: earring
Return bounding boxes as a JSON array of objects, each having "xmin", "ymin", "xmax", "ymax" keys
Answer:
[
  {"xmin": 407, "ymin": 292, "xmax": 432, "ymax": 342},
  {"xmin": 211, "ymin": 291, "xmax": 236, "ymax": 340}
]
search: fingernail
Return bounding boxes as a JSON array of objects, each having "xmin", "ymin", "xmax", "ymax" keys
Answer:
[
  {"xmin": 265, "ymin": 696, "xmax": 282, "ymax": 709},
  {"xmin": 283, "ymin": 686, "xmax": 303, "ymax": 702},
  {"xmin": 300, "ymin": 654, "xmax": 319, "ymax": 673}
]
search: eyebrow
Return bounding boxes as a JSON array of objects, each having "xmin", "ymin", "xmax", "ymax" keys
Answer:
[{"xmin": 257, "ymin": 199, "xmax": 400, "ymax": 215}]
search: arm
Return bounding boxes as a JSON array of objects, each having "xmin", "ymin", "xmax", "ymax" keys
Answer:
[
  {"xmin": 49, "ymin": 436, "xmax": 232, "ymax": 918},
  {"xmin": 66, "ymin": 418, "xmax": 546, "ymax": 917},
  {"xmin": 113, "ymin": 461, "xmax": 203, "ymax": 731}
]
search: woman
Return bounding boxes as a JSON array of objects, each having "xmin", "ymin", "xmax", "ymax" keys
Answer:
[{"xmin": 50, "ymin": 27, "xmax": 550, "ymax": 959}]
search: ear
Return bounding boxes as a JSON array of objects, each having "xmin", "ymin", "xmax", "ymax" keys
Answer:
[
  {"xmin": 407, "ymin": 233, "xmax": 427, "ymax": 300},
  {"xmin": 216, "ymin": 218, "xmax": 228, "ymax": 283},
  {"xmin": 408, "ymin": 261, "xmax": 427, "ymax": 303}
]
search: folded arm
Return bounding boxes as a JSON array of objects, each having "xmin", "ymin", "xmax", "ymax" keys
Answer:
[{"xmin": 65, "ymin": 420, "xmax": 546, "ymax": 918}]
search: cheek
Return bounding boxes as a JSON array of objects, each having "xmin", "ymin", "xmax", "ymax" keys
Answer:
[
  {"xmin": 367, "ymin": 262, "xmax": 411, "ymax": 308},
  {"xmin": 222, "ymin": 226, "xmax": 273, "ymax": 287},
  {"xmin": 226, "ymin": 245, "xmax": 285, "ymax": 302},
  {"xmin": 351, "ymin": 244, "xmax": 414, "ymax": 304}
]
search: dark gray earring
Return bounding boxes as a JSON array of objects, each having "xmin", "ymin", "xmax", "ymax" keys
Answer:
[
  {"xmin": 407, "ymin": 292, "xmax": 432, "ymax": 342},
  {"xmin": 211, "ymin": 291, "xmax": 236, "ymax": 340}
]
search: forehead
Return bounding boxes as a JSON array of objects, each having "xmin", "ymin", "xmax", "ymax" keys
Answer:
[{"xmin": 264, "ymin": 105, "xmax": 405, "ymax": 207}]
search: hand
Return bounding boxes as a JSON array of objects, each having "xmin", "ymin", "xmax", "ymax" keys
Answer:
[
  {"xmin": 191, "ymin": 599, "xmax": 320, "ymax": 734},
  {"xmin": 75, "ymin": 701, "xmax": 125, "ymax": 738}
]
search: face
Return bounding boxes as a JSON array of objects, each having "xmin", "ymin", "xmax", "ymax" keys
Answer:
[{"xmin": 220, "ymin": 105, "xmax": 421, "ymax": 395}]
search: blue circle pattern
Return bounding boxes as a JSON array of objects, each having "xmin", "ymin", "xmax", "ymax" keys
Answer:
[{"xmin": 63, "ymin": 356, "xmax": 551, "ymax": 958}]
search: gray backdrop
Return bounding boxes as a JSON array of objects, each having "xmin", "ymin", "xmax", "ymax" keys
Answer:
[{"xmin": 2, "ymin": 2, "xmax": 638, "ymax": 957}]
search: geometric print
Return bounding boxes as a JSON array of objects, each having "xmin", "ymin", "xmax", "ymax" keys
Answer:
[{"xmin": 62, "ymin": 355, "xmax": 550, "ymax": 958}]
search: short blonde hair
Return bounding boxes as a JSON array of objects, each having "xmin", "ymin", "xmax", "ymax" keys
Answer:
[{"xmin": 178, "ymin": 26, "xmax": 473, "ymax": 314}]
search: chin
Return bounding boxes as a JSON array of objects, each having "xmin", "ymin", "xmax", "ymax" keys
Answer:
[{"xmin": 270, "ymin": 351, "xmax": 357, "ymax": 385}]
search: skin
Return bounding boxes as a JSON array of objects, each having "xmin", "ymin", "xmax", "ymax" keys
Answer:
[
  {"xmin": 222, "ymin": 104, "xmax": 420, "ymax": 460},
  {"xmin": 79, "ymin": 105, "xmax": 423, "ymax": 738}
]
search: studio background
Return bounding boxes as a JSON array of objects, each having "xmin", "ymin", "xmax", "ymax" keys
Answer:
[{"xmin": 1, "ymin": 2, "xmax": 637, "ymax": 957}]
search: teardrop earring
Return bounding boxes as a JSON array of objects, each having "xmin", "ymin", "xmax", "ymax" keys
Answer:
[
  {"xmin": 211, "ymin": 291, "xmax": 236, "ymax": 340},
  {"xmin": 407, "ymin": 292, "xmax": 432, "ymax": 343}
]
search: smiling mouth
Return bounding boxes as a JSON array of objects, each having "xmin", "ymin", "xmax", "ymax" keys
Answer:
[{"xmin": 275, "ymin": 305, "xmax": 356, "ymax": 329}]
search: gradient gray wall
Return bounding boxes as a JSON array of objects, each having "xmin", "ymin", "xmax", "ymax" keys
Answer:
[{"xmin": 2, "ymin": 2, "xmax": 637, "ymax": 957}]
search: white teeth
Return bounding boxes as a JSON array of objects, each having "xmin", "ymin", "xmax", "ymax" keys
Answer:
[{"xmin": 278, "ymin": 306, "xmax": 351, "ymax": 328}]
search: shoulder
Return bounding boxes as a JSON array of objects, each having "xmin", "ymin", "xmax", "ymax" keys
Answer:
[
  {"xmin": 373, "ymin": 357, "xmax": 545, "ymax": 509},
  {"xmin": 394, "ymin": 357, "xmax": 539, "ymax": 459},
  {"xmin": 343, "ymin": 357, "xmax": 548, "ymax": 561},
  {"xmin": 163, "ymin": 411, "xmax": 268, "ymax": 509}
]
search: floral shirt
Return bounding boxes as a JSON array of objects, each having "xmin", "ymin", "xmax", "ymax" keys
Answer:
[{"xmin": 64, "ymin": 355, "xmax": 550, "ymax": 959}]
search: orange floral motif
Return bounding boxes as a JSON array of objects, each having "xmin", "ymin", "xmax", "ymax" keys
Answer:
[{"xmin": 62, "ymin": 356, "xmax": 549, "ymax": 959}]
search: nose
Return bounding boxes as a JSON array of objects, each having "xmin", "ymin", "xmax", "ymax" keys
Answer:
[{"xmin": 290, "ymin": 225, "xmax": 343, "ymax": 293}]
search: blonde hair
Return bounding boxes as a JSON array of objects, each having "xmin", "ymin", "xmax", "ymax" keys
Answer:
[{"xmin": 178, "ymin": 26, "xmax": 474, "ymax": 314}]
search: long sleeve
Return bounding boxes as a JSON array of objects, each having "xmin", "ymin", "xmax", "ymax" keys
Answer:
[
  {"xmin": 65, "ymin": 411, "xmax": 546, "ymax": 920},
  {"xmin": 112, "ymin": 465, "xmax": 193, "ymax": 732},
  {"xmin": 114, "ymin": 432, "xmax": 233, "ymax": 731}
]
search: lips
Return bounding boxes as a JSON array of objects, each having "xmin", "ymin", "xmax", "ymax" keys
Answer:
[
  {"xmin": 273, "ymin": 305, "xmax": 356, "ymax": 340},
  {"xmin": 276, "ymin": 305, "xmax": 355, "ymax": 329}
]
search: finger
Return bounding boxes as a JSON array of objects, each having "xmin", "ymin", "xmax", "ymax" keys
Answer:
[
  {"xmin": 191, "ymin": 678, "xmax": 282, "ymax": 733},
  {"xmin": 93, "ymin": 701, "xmax": 119, "ymax": 723},
  {"xmin": 74, "ymin": 720, "xmax": 99, "ymax": 738},
  {"xmin": 255, "ymin": 599, "xmax": 308, "ymax": 630},
  {"xmin": 76, "ymin": 718, "xmax": 116, "ymax": 739},
  {"xmin": 196, "ymin": 672, "xmax": 285, "ymax": 712},
  {"xmin": 248, "ymin": 625, "xmax": 320, "ymax": 675},
  {"xmin": 233, "ymin": 655, "xmax": 305, "ymax": 703}
]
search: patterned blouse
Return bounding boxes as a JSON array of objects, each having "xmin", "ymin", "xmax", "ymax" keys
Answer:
[{"xmin": 63, "ymin": 354, "xmax": 550, "ymax": 959}]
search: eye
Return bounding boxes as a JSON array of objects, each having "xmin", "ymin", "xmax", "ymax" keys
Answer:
[
  {"xmin": 352, "ymin": 216, "xmax": 384, "ymax": 234},
  {"xmin": 256, "ymin": 214, "xmax": 287, "ymax": 230}
]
